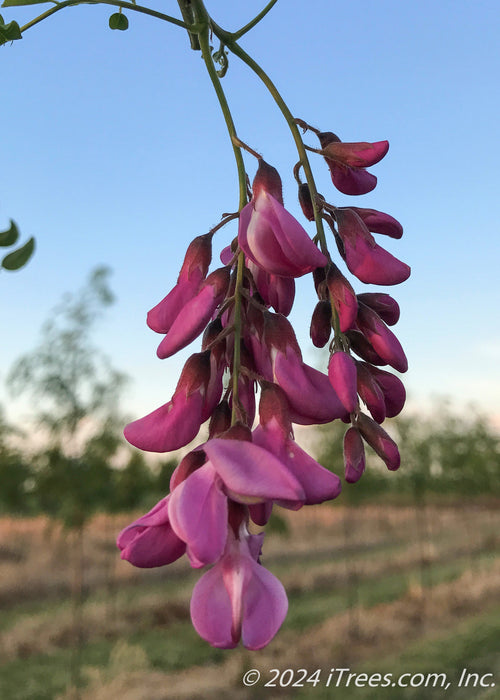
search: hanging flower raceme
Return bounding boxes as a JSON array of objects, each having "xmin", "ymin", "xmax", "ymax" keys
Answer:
[{"xmin": 119, "ymin": 120, "xmax": 410, "ymax": 651}]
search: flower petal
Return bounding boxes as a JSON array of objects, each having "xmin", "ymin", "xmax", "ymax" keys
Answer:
[
  {"xmin": 117, "ymin": 496, "xmax": 186, "ymax": 568},
  {"xmin": 203, "ymin": 438, "xmax": 305, "ymax": 502},
  {"xmin": 328, "ymin": 351, "xmax": 358, "ymax": 414},
  {"xmin": 241, "ymin": 558, "xmax": 288, "ymax": 650},
  {"xmin": 190, "ymin": 561, "xmax": 237, "ymax": 649},
  {"xmin": 343, "ymin": 426, "xmax": 366, "ymax": 483},
  {"xmin": 124, "ymin": 390, "xmax": 204, "ymax": 453},
  {"xmin": 168, "ymin": 462, "xmax": 228, "ymax": 567},
  {"xmin": 273, "ymin": 351, "xmax": 348, "ymax": 424}
]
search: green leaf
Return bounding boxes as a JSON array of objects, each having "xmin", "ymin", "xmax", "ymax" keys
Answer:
[
  {"xmin": 0, "ymin": 16, "xmax": 21, "ymax": 44},
  {"xmin": 2, "ymin": 237, "xmax": 35, "ymax": 271},
  {"xmin": 0, "ymin": 220, "xmax": 19, "ymax": 247},
  {"xmin": 2, "ymin": 0, "xmax": 52, "ymax": 7},
  {"xmin": 109, "ymin": 12, "xmax": 128, "ymax": 30}
]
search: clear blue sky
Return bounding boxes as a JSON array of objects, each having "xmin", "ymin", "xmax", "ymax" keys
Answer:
[{"xmin": 1, "ymin": 0, "xmax": 499, "ymax": 431}]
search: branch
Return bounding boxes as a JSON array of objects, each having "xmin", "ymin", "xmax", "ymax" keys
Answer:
[
  {"xmin": 232, "ymin": 0, "xmax": 278, "ymax": 40},
  {"xmin": 16, "ymin": 0, "xmax": 187, "ymax": 35}
]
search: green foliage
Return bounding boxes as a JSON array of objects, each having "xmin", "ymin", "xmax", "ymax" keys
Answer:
[
  {"xmin": 32, "ymin": 448, "xmax": 113, "ymax": 528},
  {"xmin": 8, "ymin": 266, "xmax": 125, "ymax": 438},
  {"xmin": 109, "ymin": 12, "xmax": 128, "ymax": 31},
  {"xmin": 0, "ymin": 219, "xmax": 19, "ymax": 246},
  {"xmin": 318, "ymin": 406, "xmax": 500, "ymax": 503},
  {"xmin": 6, "ymin": 267, "xmax": 130, "ymax": 525},
  {"xmin": 0, "ymin": 219, "xmax": 35, "ymax": 270},
  {"xmin": 111, "ymin": 451, "xmax": 154, "ymax": 512},
  {"xmin": 0, "ymin": 13, "xmax": 21, "ymax": 45},
  {"xmin": 2, "ymin": 236, "xmax": 35, "ymax": 270},
  {"xmin": 0, "ymin": 407, "xmax": 33, "ymax": 514},
  {"xmin": 1, "ymin": 0, "xmax": 50, "ymax": 7},
  {"xmin": 154, "ymin": 458, "xmax": 177, "ymax": 494}
]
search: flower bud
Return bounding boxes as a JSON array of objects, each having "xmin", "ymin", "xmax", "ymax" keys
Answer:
[
  {"xmin": 298, "ymin": 182, "xmax": 315, "ymax": 221},
  {"xmin": 326, "ymin": 263, "xmax": 358, "ymax": 332},
  {"xmin": 350, "ymin": 207, "xmax": 403, "ymax": 240},
  {"xmin": 356, "ymin": 303, "xmax": 408, "ymax": 373},
  {"xmin": 310, "ymin": 300, "xmax": 332, "ymax": 348},
  {"xmin": 328, "ymin": 351, "xmax": 358, "ymax": 414},
  {"xmin": 343, "ymin": 426, "xmax": 365, "ymax": 483},
  {"xmin": 357, "ymin": 293, "xmax": 400, "ymax": 326},
  {"xmin": 208, "ymin": 400, "xmax": 232, "ymax": 439},
  {"xmin": 147, "ymin": 233, "xmax": 212, "ymax": 333},
  {"xmin": 252, "ymin": 159, "xmax": 283, "ymax": 203},
  {"xmin": 356, "ymin": 361, "xmax": 386, "ymax": 424},
  {"xmin": 356, "ymin": 412, "xmax": 400, "ymax": 470}
]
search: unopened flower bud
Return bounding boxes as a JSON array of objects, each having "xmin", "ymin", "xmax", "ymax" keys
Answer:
[
  {"xmin": 310, "ymin": 300, "xmax": 332, "ymax": 348},
  {"xmin": 343, "ymin": 426, "xmax": 365, "ymax": 483},
  {"xmin": 328, "ymin": 351, "xmax": 358, "ymax": 414},
  {"xmin": 356, "ymin": 361, "xmax": 386, "ymax": 424},
  {"xmin": 356, "ymin": 302, "xmax": 408, "ymax": 373},
  {"xmin": 357, "ymin": 293, "xmax": 400, "ymax": 326},
  {"xmin": 350, "ymin": 207, "xmax": 403, "ymax": 240},
  {"xmin": 208, "ymin": 400, "xmax": 232, "ymax": 438},
  {"xmin": 356, "ymin": 412, "xmax": 400, "ymax": 471},
  {"xmin": 298, "ymin": 183, "xmax": 315, "ymax": 221},
  {"xmin": 252, "ymin": 159, "xmax": 283, "ymax": 203},
  {"xmin": 326, "ymin": 263, "xmax": 358, "ymax": 332}
]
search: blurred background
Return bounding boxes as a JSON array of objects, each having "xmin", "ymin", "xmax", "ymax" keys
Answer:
[{"xmin": 1, "ymin": 0, "xmax": 499, "ymax": 698}]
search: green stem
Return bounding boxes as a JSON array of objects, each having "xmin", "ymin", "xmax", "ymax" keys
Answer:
[
  {"xmin": 211, "ymin": 29, "xmax": 328, "ymax": 256},
  {"xmin": 19, "ymin": 0, "xmax": 187, "ymax": 35},
  {"xmin": 191, "ymin": 3, "xmax": 248, "ymax": 426},
  {"xmin": 176, "ymin": 0, "xmax": 200, "ymax": 49},
  {"xmin": 194, "ymin": 8, "xmax": 247, "ymax": 210},
  {"xmin": 231, "ymin": 0, "xmax": 279, "ymax": 40},
  {"xmin": 231, "ymin": 250, "xmax": 245, "ymax": 425}
]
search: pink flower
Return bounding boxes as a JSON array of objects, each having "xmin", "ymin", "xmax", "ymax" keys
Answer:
[
  {"xmin": 364, "ymin": 364, "xmax": 406, "ymax": 418},
  {"xmin": 246, "ymin": 258, "xmax": 295, "ymax": 316},
  {"xmin": 124, "ymin": 351, "xmax": 223, "ymax": 453},
  {"xmin": 326, "ymin": 263, "xmax": 359, "ymax": 332},
  {"xmin": 346, "ymin": 329, "xmax": 387, "ymax": 367},
  {"xmin": 356, "ymin": 412, "xmax": 400, "ymax": 471},
  {"xmin": 190, "ymin": 526, "xmax": 288, "ymax": 650},
  {"xmin": 156, "ymin": 267, "xmax": 231, "ymax": 359},
  {"xmin": 333, "ymin": 208, "xmax": 410, "ymax": 286},
  {"xmin": 253, "ymin": 383, "xmax": 342, "ymax": 507},
  {"xmin": 356, "ymin": 302, "xmax": 408, "ymax": 373},
  {"xmin": 357, "ymin": 292, "xmax": 400, "ymax": 326},
  {"xmin": 168, "ymin": 435, "xmax": 305, "ymax": 567},
  {"xmin": 328, "ymin": 351, "xmax": 358, "ymax": 414},
  {"xmin": 238, "ymin": 160, "xmax": 327, "ymax": 277},
  {"xmin": 117, "ymin": 495, "xmax": 186, "ymax": 568},
  {"xmin": 147, "ymin": 233, "xmax": 212, "ymax": 333},
  {"xmin": 356, "ymin": 361, "xmax": 387, "ymax": 424},
  {"xmin": 256, "ymin": 312, "xmax": 348, "ymax": 424},
  {"xmin": 349, "ymin": 207, "xmax": 403, "ymax": 239},
  {"xmin": 318, "ymin": 132, "xmax": 389, "ymax": 195},
  {"xmin": 310, "ymin": 300, "xmax": 332, "ymax": 348},
  {"xmin": 343, "ymin": 426, "xmax": 366, "ymax": 483}
]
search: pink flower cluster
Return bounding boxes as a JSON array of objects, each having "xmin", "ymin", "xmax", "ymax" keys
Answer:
[{"xmin": 118, "ymin": 127, "xmax": 410, "ymax": 649}]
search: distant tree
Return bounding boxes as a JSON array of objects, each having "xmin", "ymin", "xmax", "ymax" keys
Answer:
[
  {"xmin": 154, "ymin": 457, "xmax": 178, "ymax": 496},
  {"xmin": 0, "ymin": 406, "xmax": 32, "ymax": 514},
  {"xmin": 7, "ymin": 267, "xmax": 129, "ymax": 691},
  {"xmin": 8, "ymin": 266, "xmax": 126, "ymax": 451},
  {"xmin": 112, "ymin": 451, "xmax": 155, "ymax": 512}
]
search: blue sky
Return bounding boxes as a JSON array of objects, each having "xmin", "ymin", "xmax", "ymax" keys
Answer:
[{"xmin": 1, "ymin": 0, "xmax": 499, "ymax": 431}]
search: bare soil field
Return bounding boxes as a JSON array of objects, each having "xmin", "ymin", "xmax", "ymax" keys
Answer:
[{"xmin": 0, "ymin": 501, "xmax": 499, "ymax": 699}]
